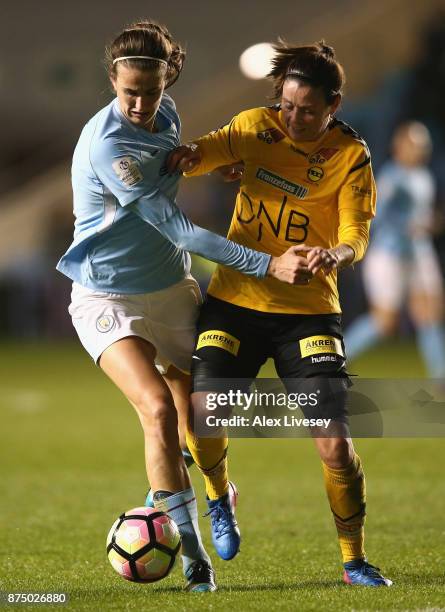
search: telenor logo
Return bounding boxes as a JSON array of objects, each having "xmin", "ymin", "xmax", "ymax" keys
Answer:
[{"xmin": 196, "ymin": 330, "xmax": 240, "ymax": 356}]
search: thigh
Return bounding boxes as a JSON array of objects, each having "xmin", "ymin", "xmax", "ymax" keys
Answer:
[
  {"xmin": 362, "ymin": 249, "xmax": 407, "ymax": 310},
  {"xmin": 191, "ymin": 297, "xmax": 269, "ymax": 392},
  {"xmin": 274, "ymin": 314, "xmax": 347, "ymax": 378},
  {"xmin": 68, "ymin": 283, "xmax": 154, "ymax": 364},
  {"xmin": 273, "ymin": 314, "xmax": 350, "ymax": 424},
  {"xmin": 149, "ymin": 276, "xmax": 203, "ymax": 375},
  {"xmin": 99, "ymin": 336, "xmax": 173, "ymax": 412}
]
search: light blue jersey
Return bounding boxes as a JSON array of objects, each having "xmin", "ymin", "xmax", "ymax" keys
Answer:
[
  {"xmin": 371, "ymin": 161, "xmax": 435, "ymax": 258},
  {"xmin": 57, "ymin": 94, "xmax": 270, "ymax": 293}
]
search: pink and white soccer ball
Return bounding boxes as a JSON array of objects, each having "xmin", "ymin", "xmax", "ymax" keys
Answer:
[{"xmin": 106, "ymin": 506, "xmax": 181, "ymax": 583}]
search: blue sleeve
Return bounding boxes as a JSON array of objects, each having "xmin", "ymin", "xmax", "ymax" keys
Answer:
[
  {"xmin": 130, "ymin": 192, "xmax": 271, "ymax": 278},
  {"xmin": 91, "ymin": 138, "xmax": 159, "ymax": 206}
]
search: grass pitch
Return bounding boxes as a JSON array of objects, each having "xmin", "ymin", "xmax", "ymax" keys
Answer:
[{"xmin": 1, "ymin": 341, "xmax": 444, "ymax": 611}]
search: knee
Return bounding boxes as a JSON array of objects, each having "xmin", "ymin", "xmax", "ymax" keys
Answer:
[
  {"xmin": 134, "ymin": 392, "xmax": 177, "ymax": 435},
  {"xmin": 190, "ymin": 391, "xmax": 230, "ymax": 420},
  {"xmin": 318, "ymin": 437, "xmax": 354, "ymax": 468},
  {"xmin": 189, "ymin": 391, "xmax": 229, "ymax": 437},
  {"xmin": 372, "ymin": 310, "xmax": 398, "ymax": 336}
]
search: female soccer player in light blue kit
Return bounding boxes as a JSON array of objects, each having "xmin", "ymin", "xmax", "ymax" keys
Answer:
[
  {"xmin": 57, "ymin": 20, "xmax": 304, "ymax": 592},
  {"xmin": 345, "ymin": 121, "xmax": 445, "ymax": 378}
]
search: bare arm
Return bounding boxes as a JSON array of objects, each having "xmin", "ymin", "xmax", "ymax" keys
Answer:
[{"xmin": 306, "ymin": 244, "xmax": 355, "ymax": 276}]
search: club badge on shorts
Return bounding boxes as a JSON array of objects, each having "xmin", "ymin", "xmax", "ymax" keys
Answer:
[{"xmin": 96, "ymin": 315, "xmax": 115, "ymax": 333}]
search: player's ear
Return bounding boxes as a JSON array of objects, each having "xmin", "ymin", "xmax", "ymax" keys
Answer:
[
  {"xmin": 110, "ymin": 76, "xmax": 117, "ymax": 93},
  {"xmin": 329, "ymin": 94, "xmax": 341, "ymax": 115}
]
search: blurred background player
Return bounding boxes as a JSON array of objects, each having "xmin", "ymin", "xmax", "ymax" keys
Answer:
[
  {"xmin": 56, "ymin": 20, "xmax": 306, "ymax": 593},
  {"xmin": 345, "ymin": 121, "xmax": 445, "ymax": 379},
  {"xmin": 168, "ymin": 40, "xmax": 392, "ymax": 586}
]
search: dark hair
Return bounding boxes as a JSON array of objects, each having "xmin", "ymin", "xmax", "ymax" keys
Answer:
[
  {"xmin": 268, "ymin": 40, "xmax": 345, "ymax": 104},
  {"xmin": 105, "ymin": 20, "xmax": 185, "ymax": 88}
]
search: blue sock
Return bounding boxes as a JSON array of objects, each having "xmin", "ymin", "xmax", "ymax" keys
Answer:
[
  {"xmin": 344, "ymin": 315, "xmax": 381, "ymax": 361},
  {"xmin": 154, "ymin": 488, "xmax": 211, "ymax": 574},
  {"xmin": 416, "ymin": 323, "xmax": 445, "ymax": 378}
]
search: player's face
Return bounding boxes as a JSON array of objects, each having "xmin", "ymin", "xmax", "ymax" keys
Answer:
[
  {"xmin": 280, "ymin": 80, "xmax": 340, "ymax": 142},
  {"xmin": 392, "ymin": 123, "xmax": 432, "ymax": 167},
  {"xmin": 111, "ymin": 65, "xmax": 166, "ymax": 130}
]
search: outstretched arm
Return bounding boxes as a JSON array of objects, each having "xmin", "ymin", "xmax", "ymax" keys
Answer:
[{"xmin": 132, "ymin": 192, "xmax": 313, "ymax": 285}]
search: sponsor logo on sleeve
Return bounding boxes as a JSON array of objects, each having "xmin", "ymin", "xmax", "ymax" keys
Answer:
[
  {"xmin": 256, "ymin": 168, "xmax": 308, "ymax": 199},
  {"xmin": 112, "ymin": 157, "xmax": 143, "ymax": 187},
  {"xmin": 196, "ymin": 330, "xmax": 240, "ymax": 356},
  {"xmin": 351, "ymin": 185, "xmax": 372, "ymax": 197},
  {"xmin": 257, "ymin": 128, "xmax": 285, "ymax": 144},
  {"xmin": 299, "ymin": 335, "xmax": 344, "ymax": 358}
]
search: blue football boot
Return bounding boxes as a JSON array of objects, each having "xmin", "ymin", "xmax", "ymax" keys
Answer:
[
  {"xmin": 205, "ymin": 482, "xmax": 240, "ymax": 561},
  {"xmin": 343, "ymin": 560, "xmax": 393, "ymax": 586}
]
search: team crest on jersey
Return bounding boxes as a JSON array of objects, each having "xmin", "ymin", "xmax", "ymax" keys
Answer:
[
  {"xmin": 307, "ymin": 166, "xmax": 324, "ymax": 183},
  {"xmin": 96, "ymin": 315, "xmax": 115, "ymax": 333},
  {"xmin": 112, "ymin": 157, "xmax": 143, "ymax": 187},
  {"xmin": 257, "ymin": 128, "xmax": 285, "ymax": 144},
  {"xmin": 308, "ymin": 148, "xmax": 339, "ymax": 164}
]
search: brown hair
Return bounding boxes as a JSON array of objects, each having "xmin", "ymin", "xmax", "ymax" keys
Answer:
[
  {"xmin": 268, "ymin": 40, "xmax": 345, "ymax": 104},
  {"xmin": 105, "ymin": 20, "xmax": 185, "ymax": 88}
]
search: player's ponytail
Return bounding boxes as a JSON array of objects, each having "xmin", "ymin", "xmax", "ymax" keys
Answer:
[
  {"xmin": 268, "ymin": 39, "xmax": 345, "ymax": 104},
  {"xmin": 165, "ymin": 39, "xmax": 186, "ymax": 88},
  {"xmin": 105, "ymin": 20, "xmax": 185, "ymax": 89}
]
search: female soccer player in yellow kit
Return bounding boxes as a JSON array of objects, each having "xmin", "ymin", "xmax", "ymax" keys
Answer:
[{"xmin": 168, "ymin": 40, "xmax": 392, "ymax": 586}]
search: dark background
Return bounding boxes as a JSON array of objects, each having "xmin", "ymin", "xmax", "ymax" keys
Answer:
[{"xmin": 1, "ymin": 0, "xmax": 444, "ymax": 338}]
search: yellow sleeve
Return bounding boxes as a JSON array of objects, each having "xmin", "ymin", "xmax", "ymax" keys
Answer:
[
  {"xmin": 338, "ymin": 146, "xmax": 376, "ymax": 218},
  {"xmin": 185, "ymin": 116, "xmax": 243, "ymax": 176},
  {"xmin": 338, "ymin": 208, "xmax": 371, "ymax": 263}
]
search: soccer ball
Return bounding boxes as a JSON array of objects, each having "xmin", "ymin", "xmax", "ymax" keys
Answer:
[{"xmin": 106, "ymin": 506, "xmax": 181, "ymax": 583}]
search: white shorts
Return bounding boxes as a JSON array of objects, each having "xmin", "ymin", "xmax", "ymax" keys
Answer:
[
  {"xmin": 363, "ymin": 243, "xmax": 443, "ymax": 310},
  {"xmin": 68, "ymin": 276, "xmax": 202, "ymax": 374}
]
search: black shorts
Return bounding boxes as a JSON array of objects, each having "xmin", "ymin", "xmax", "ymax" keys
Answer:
[{"xmin": 192, "ymin": 296, "xmax": 350, "ymax": 422}]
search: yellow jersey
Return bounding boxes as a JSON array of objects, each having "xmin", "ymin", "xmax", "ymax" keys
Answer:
[{"xmin": 188, "ymin": 106, "xmax": 376, "ymax": 314}]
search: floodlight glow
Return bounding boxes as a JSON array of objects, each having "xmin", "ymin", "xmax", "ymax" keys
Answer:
[{"xmin": 239, "ymin": 43, "xmax": 275, "ymax": 80}]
